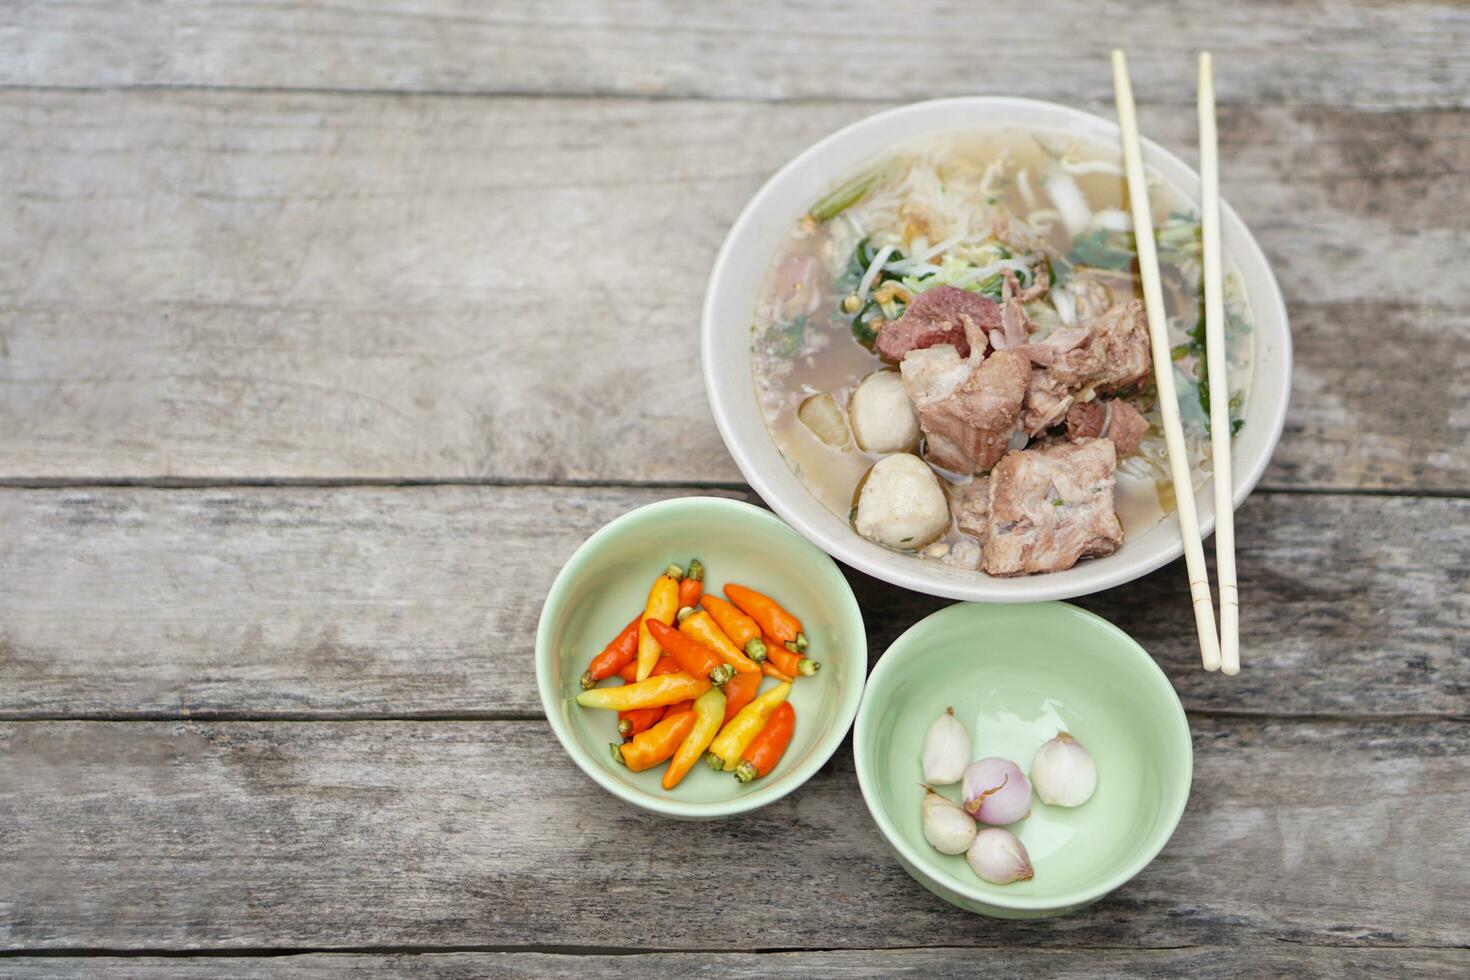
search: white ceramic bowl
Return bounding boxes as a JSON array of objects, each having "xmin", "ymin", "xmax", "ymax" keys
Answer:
[{"xmin": 702, "ymin": 97, "xmax": 1291, "ymax": 602}]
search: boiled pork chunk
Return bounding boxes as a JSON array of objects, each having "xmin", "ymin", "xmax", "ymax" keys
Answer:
[
  {"xmin": 982, "ymin": 439, "xmax": 1124, "ymax": 576},
  {"xmin": 901, "ymin": 348, "xmax": 1031, "ymax": 475},
  {"xmin": 1065, "ymin": 398, "xmax": 1151, "ymax": 457}
]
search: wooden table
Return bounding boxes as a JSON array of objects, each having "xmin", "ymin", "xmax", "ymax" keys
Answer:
[{"xmin": 2, "ymin": 3, "xmax": 1467, "ymax": 975}]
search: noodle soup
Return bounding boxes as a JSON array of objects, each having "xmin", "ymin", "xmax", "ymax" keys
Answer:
[{"xmin": 750, "ymin": 128, "xmax": 1253, "ymax": 576}]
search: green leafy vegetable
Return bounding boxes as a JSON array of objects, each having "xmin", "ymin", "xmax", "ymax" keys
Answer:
[{"xmin": 763, "ymin": 314, "xmax": 808, "ymax": 359}]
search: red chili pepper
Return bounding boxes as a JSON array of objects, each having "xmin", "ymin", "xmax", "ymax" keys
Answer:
[
  {"xmin": 678, "ymin": 558, "xmax": 705, "ymax": 609},
  {"xmin": 763, "ymin": 637, "xmax": 820, "ymax": 677},
  {"xmin": 647, "ymin": 618, "xmax": 735, "ymax": 686},
  {"xmin": 616, "ymin": 655, "xmax": 678, "ymax": 683},
  {"xmin": 734, "ymin": 701, "xmax": 796, "ymax": 782},
  {"xmin": 580, "ymin": 616, "xmax": 641, "ymax": 690},
  {"xmin": 725, "ymin": 584, "xmax": 807, "ymax": 652},
  {"xmin": 720, "ymin": 670, "xmax": 762, "ymax": 726}
]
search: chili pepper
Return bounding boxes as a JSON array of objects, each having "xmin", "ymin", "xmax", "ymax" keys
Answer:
[
  {"xmin": 646, "ymin": 618, "xmax": 736, "ymax": 687},
  {"xmin": 618, "ymin": 703, "xmax": 665, "ymax": 738},
  {"xmin": 575, "ymin": 671, "xmax": 711, "ymax": 711},
  {"xmin": 725, "ymin": 584, "xmax": 807, "ymax": 653},
  {"xmin": 580, "ymin": 616, "xmax": 641, "ymax": 690},
  {"xmin": 663, "ymin": 698, "xmax": 696, "ymax": 716},
  {"xmin": 612, "ymin": 710, "xmax": 696, "ymax": 772},
  {"xmin": 720, "ymin": 670, "xmax": 761, "ymax": 725},
  {"xmin": 679, "ymin": 610, "xmax": 760, "ymax": 675},
  {"xmin": 699, "ymin": 594, "xmax": 768, "ymax": 663},
  {"xmin": 734, "ymin": 701, "xmax": 796, "ymax": 783},
  {"xmin": 761, "ymin": 660, "xmax": 794, "ymax": 683},
  {"xmin": 706, "ymin": 681, "xmax": 791, "ymax": 771},
  {"xmin": 763, "ymin": 638, "xmax": 820, "ymax": 677},
  {"xmin": 636, "ymin": 564, "xmax": 685, "ymax": 681},
  {"xmin": 616, "ymin": 655, "xmax": 678, "ymax": 683},
  {"xmin": 677, "ymin": 558, "xmax": 704, "ymax": 608},
  {"xmin": 662, "ymin": 687, "xmax": 726, "ymax": 790}
]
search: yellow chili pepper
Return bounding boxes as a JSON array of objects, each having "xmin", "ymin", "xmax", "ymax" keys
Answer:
[
  {"xmin": 679, "ymin": 610, "xmax": 760, "ymax": 675},
  {"xmin": 706, "ymin": 681, "xmax": 791, "ymax": 771},
  {"xmin": 574, "ymin": 671, "xmax": 710, "ymax": 711},
  {"xmin": 636, "ymin": 564, "xmax": 684, "ymax": 681},
  {"xmin": 662, "ymin": 687, "xmax": 726, "ymax": 790}
]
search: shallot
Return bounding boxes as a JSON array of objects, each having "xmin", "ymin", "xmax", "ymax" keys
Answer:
[
  {"xmin": 921, "ymin": 786, "xmax": 977, "ymax": 855},
  {"xmin": 920, "ymin": 707, "xmax": 970, "ymax": 785},
  {"xmin": 962, "ymin": 757, "xmax": 1032, "ymax": 825},
  {"xmin": 1030, "ymin": 732, "xmax": 1097, "ymax": 807},
  {"xmin": 966, "ymin": 828, "xmax": 1035, "ymax": 884}
]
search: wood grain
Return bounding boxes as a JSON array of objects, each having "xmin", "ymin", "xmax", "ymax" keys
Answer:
[
  {"xmin": 2, "ymin": 717, "xmax": 1466, "ymax": 952},
  {"xmin": 1, "ymin": 486, "xmax": 1464, "ymax": 720},
  {"xmin": 6, "ymin": 947, "xmax": 1468, "ymax": 978},
  {"xmin": 1, "ymin": 93, "xmax": 1466, "ymax": 488},
  {"xmin": 4, "ymin": 1, "xmax": 1470, "ymax": 109}
]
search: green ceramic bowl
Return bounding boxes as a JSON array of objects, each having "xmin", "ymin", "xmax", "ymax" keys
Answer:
[
  {"xmin": 854, "ymin": 602, "xmax": 1192, "ymax": 918},
  {"xmin": 536, "ymin": 496, "xmax": 867, "ymax": 819}
]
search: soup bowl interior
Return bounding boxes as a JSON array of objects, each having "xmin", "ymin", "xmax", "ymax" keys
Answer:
[
  {"xmin": 535, "ymin": 496, "xmax": 867, "ymax": 819},
  {"xmin": 702, "ymin": 97, "xmax": 1291, "ymax": 601},
  {"xmin": 853, "ymin": 602, "xmax": 1193, "ymax": 917}
]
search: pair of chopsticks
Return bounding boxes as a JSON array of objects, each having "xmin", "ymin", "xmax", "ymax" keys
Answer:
[{"xmin": 1112, "ymin": 50, "xmax": 1240, "ymax": 675}]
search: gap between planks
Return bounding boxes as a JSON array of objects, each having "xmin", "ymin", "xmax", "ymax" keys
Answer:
[{"xmin": 0, "ymin": 477, "xmax": 1466, "ymax": 500}]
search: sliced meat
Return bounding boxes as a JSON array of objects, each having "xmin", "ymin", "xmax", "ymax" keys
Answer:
[
  {"xmin": 901, "ymin": 348, "xmax": 1031, "ymax": 475},
  {"xmin": 1021, "ymin": 299, "xmax": 1152, "ymax": 435},
  {"xmin": 995, "ymin": 270, "xmax": 1036, "ymax": 349},
  {"xmin": 1065, "ymin": 398, "xmax": 1151, "ymax": 457},
  {"xmin": 1012, "ymin": 326, "xmax": 1090, "ymax": 367},
  {"xmin": 1104, "ymin": 399, "xmax": 1150, "ymax": 456},
  {"xmin": 982, "ymin": 439, "xmax": 1124, "ymax": 576},
  {"xmin": 951, "ymin": 477, "xmax": 990, "ymax": 544},
  {"xmin": 876, "ymin": 285, "xmax": 1000, "ymax": 362}
]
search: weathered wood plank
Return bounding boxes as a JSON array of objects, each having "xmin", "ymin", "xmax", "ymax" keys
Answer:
[
  {"xmin": 4, "ymin": 1, "xmax": 1470, "ymax": 109},
  {"xmin": 4, "ymin": 947, "xmax": 1467, "ymax": 978},
  {"xmin": 1, "ymin": 718, "xmax": 1465, "ymax": 951},
  {"xmin": 1, "ymin": 93, "xmax": 1466, "ymax": 489},
  {"xmin": 1, "ymin": 486, "xmax": 1464, "ymax": 720}
]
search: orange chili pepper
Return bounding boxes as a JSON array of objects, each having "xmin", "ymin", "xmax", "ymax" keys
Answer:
[
  {"xmin": 677, "ymin": 558, "xmax": 704, "ymax": 608},
  {"xmin": 679, "ymin": 610, "xmax": 760, "ymax": 675},
  {"xmin": 725, "ymin": 584, "xmax": 807, "ymax": 652},
  {"xmin": 618, "ymin": 701, "xmax": 665, "ymax": 739},
  {"xmin": 763, "ymin": 638, "xmax": 820, "ymax": 677},
  {"xmin": 647, "ymin": 618, "xmax": 735, "ymax": 686},
  {"xmin": 699, "ymin": 594, "xmax": 767, "ymax": 663},
  {"xmin": 616, "ymin": 655, "xmax": 678, "ymax": 683},
  {"xmin": 663, "ymin": 698, "xmax": 696, "ymax": 716},
  {"xmin": 580, "ymin": 616, "xmax": 642, "ymax": 689},
  {"xmin": 734, "ymin": 701, "xmax": 796, "ymax": 782},
  {"xmin": 720, "ymin": 670, "xmax": 761, "ymax": 725},
  {"xmin": 612, "ymin": 710, "xmax": 696, "ymax": 772},
  {"xmin": 761, "ymin": 660, "xmax": 794, "ymax": 683}
]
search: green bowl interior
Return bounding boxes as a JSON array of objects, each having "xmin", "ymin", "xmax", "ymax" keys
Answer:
[
  {"xmin": 538, "ymin": 497, "xmax": 867, "ymax": 817},
  {"xmin": 856, "ymin": 602, "xmax": 1191, "ymax": 908}
]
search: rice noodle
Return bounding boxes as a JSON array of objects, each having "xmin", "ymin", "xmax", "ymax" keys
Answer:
[
  {"xmin": 1017, "ymin": 167, "xmax": 1036, "ymax": 210},
  {"xmin": 1089, "ymin": 208, "xmax": 1133, "ymax": 233},
  {"xmin": 1050, "ymin": 284, "xmax": 1077, "ymax": 326},
  {"xmin": 1045, "ymin": 168, "xmax": 1092, "ymax": 237},
  {"xmin": 1062, "ymin": 158, "xmax": 1126, "ymax": 177}
]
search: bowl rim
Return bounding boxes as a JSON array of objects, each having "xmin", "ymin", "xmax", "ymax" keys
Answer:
[
  {"xmin": 852, "ymin": 600, "xmax": 1193, "ymax": 912},
  {"xmin": 534, "ymin": 494, "xmax": 868, "ymax": 819},
  {"xmin": 701, "ymin": 95, "xmax": 1292, "ymax": 602}
]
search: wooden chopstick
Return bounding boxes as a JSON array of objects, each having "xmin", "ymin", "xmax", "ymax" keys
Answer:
[
  {"xmin": 1198, "ymin": 53, "xmax": 1240, "ymax": 676},
  {"xmin": 1111, "ymin": 50, "xmax": 1223, "ymax": 672}
]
